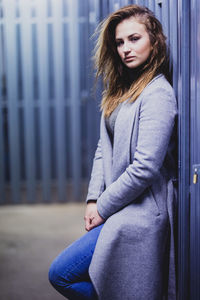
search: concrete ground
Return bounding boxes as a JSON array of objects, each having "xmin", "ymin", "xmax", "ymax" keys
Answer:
[{"xmin": 0, "ymin": 203, "xmax": 86, "ymax": 300}]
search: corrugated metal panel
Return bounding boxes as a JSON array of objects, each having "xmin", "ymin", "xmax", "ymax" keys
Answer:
[
  {"xmin": 177, "ymin": 0, "xmax": 190, "ymax": 298},
  {"xmin": 52, "ymin": 0, "xmax": 68, "ymax": 202},
  {"xmin": 37, "ymin": 0, "xmax": 52, "ymax": 202},
  {"xmin": 0, "ymin": 1, "xmax": 180, "ymax": 205},
  {"xmin": 0, "ymin": 0, "xmax": 5, "ymax": 203},
  {"xmin": 0, "ymin": 0, "xmax": 102, "ymax": 203},
  {"xmin": 68, "ymin": 0, "xmax": 81, "ymax": 200},
  {"xmin": 190, "ymin": 0, "xmax": 200, "ymax": 298},
  {"xmin": 20, "ymin": 0, "xmax": 36, "ymax": 203},
  {"xmin": 1, "ymin": 0, "xmax": 200, "ymax": 296},
  {"xmin": 169, "ymin": 0, "xmax": 178, "ymax": 91},
  {"xmin": 85, "ymin": 0, "xmax": 101, "ymax": 177},
  {"xmin": 3, "ymin": 1, "xmax": 21, "ymax": 203}
]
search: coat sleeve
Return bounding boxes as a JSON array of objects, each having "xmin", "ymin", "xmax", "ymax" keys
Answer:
[
  {"xmin": 97, "ymin": 87, "xmax": 177, "ymax": 219},
  {"xmin": 86, "ymin": 138, "xmax": 105, "ymax": 202}
]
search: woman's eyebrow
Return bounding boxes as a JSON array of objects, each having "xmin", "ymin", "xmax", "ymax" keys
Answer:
[
  {"xmin": 128, "ymin": 33, "xmax": 140, "ymax": 37},
  {"xmin": 115, "ymin": 33, "xmax": 140, "ymax": 41}
]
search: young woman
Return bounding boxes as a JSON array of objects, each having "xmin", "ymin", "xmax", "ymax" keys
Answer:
[{"xmin": 49, "ymin": 5, "xmax": 178, "ymax": 300}]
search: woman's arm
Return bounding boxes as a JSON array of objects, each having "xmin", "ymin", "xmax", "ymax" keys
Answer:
[
  {"xmin": 84, "ymin": 138, "xmax": 105, "ymax": 230},
  {"xmin": 97, "ymin": 87, "xmax": 177, "ymax": 220},
  {"xmin": 86, "ymin": 138, "xmax": 105, "ymax": 202}
]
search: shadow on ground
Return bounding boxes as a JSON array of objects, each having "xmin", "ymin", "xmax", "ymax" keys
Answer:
[{"xmin": 0, "ymin": 203, "xmax": 86, "ymax": 300}]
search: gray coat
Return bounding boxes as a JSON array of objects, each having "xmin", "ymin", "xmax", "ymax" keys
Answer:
[{"xmin": 86, "ymin": 74, "xmax": 178, "ymax": 300}]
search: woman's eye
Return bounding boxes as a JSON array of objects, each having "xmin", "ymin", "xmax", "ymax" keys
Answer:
[
  {"xmin": 116, "ymin": 41, "xmax": 123, "ymax": 47},
  {"xmin": 130, "ymin": 37, "xmax": 140, "ymax": 42}
]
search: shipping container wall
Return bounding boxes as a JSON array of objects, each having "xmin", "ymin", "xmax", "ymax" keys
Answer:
[
  {"xmin": 0, "ymin": 0, "xmax": 102, "ymax": 204},
  {"xmin": 1, "ymin": 0, "xmax": 200, "ymax": 297},
  {"xmin": 0, "ymin": 0, "xmax": 179, "ymax": 204},
  {"xmin": 190, "ymin": 0, "xmax": 200, "ymax": 298}
]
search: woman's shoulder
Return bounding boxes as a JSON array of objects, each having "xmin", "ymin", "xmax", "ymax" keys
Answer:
[
  {"xmin": 139, "ymin": 74, "xmax": 177, "ymax": 111},
  {"xmin": 143, "ymin": 74, "xmax": 175, "ymax": 96}
]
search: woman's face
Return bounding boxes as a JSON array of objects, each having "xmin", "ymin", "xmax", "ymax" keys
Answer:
[{"xmin": 115, "ymin": 17, "xmax": 152, "ymax": 69}]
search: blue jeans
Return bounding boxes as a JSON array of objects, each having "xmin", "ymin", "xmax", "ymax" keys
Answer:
[{"xmin": 49, "ymin": 224, "xmax": 103, "ymax": 300}]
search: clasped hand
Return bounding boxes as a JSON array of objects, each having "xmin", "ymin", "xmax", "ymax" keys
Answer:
[{"xmin": 84, "ymin": 201, "xmax": 104, "ymax": 231}]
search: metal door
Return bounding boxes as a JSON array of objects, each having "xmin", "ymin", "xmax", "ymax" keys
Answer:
[{"xmin": 190, "ymin": 0, "xmax": 200, "ymax": 298}]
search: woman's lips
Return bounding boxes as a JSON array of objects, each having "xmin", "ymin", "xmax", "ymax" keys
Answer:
[{"xmin": 124, "ymin": 56, "xmax": 136, "ymax": 62}]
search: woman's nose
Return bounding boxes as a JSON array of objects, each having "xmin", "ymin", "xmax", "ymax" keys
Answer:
[{"xmin": 122, "ymin": 42, "xmax": 131, "ymax": 53}]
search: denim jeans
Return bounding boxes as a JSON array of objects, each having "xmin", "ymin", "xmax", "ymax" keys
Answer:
[{"xmin": 48, "ymin": 224, "xmax": 103, "ymax": 300}]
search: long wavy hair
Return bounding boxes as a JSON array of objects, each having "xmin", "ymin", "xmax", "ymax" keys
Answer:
[{"xmin": 93, "ymin": 5, "xmax": 170, "ymax": 117}]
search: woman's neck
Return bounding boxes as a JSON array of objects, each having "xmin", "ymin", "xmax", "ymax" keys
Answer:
[
  {"xmin": 126, "ymin": 66, "xmax": 143, "ymax": 84},
  {"xmin": 125, "ymin": 60, "xmax": 149, "ymax": 84}
]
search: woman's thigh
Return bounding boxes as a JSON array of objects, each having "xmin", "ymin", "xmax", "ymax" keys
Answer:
[{"xmin": 49, "ymin": 224, "xmax": 104, "ymax": 285}]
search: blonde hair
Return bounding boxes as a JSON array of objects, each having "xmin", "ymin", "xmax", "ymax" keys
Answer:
[{"xmin": 93, "ymin": 5, "xmax": 169, "ymax": 117}]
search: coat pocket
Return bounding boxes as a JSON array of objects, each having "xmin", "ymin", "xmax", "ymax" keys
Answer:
[{"xmin": 147, "ymin": 187, "xmax": 160, "ymax": 216}]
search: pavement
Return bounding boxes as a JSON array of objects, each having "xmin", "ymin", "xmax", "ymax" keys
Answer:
[{"xmin": 0, "ymin": 203, "xmax": 86, "ymax": 300}]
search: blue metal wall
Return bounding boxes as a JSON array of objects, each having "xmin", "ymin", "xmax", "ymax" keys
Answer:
[
  {"xmin": 0, "ymin": 0, "xmax": 102, "ymax": 203},
  {"xmin": 0, "ymin": 0, "xmax": 179, "ymax": 205},
  {"xmin": 177, "ymin": 0, "xmax": 190, "ymax": 298},
  {"xmin": 1, "ymin": 0, "xmax": 200, "ymax": 297},
  {"xmin": 190, "ymin": 0, "xmax": 200, "ymax": 298}
]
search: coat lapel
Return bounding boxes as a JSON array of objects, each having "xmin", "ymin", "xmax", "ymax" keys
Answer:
[
  {"xmin": 112, "ymin": 98, "xmax": 141, "ymax": 182},
  {"xmin": 100, "ymin": 115, "xmax": 113, "ymax": 186},
  {"xmin": 100, "ymin": 74, "xmax": 164, "ymax": 186}
]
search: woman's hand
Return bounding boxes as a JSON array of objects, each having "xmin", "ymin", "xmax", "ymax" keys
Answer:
[{"xmin": 84, "ymin": 201, "xmax": 104, "ymax": 231}]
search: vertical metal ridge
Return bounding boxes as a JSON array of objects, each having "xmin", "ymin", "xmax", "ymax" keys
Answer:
[
  {"xmin": 0, "ymin": 7, "xmax": 5, "ymax": 203},
  {"xmin": 4, "ymin": 0, "xmax": 21, "ymax": 203},
  {"xmin": 0, "ymin": 107, "xmax": 5, "ymax": 203},
  {"xmin": 37, "ymin": 0, "xmax": 51, "ymax": 202},
  {"xmin": 20, "ymin": 0, "xmax": 36, "ymax": 203},
  {"xmin": 68, "ymin": 0, "xmax": 81, "ymax": 200},
  {"xmin": 162, "ymin": 0, "xmax": 169, "ymax": 39},
  {"xmin": 154, "ymin": 0, "xmax": 162, "ymax": 22},
  {"xmin": 169, "ymin": 0, "xmax": 178, "ymax": 91},
  {"xmin": 52, "ymin": 0, "xmax": 67, "ymax": 202},
  {"xmin": 177, "ymin": 0, "xmax": 190, "ymax": 299},
  {"xmin": 86, "ymin": 0, "xmax": 101, "ymax": 179},
  {"xmin": 84, "ymin": 0, "xmax": 92, "ymax": 178},
  {"xmin": 190, "ymin": 0, "xmax": 200, "ymax": 298},
  {"xmin": 147, "ymin": 0, "xmax": 155, "ymax": 11}
]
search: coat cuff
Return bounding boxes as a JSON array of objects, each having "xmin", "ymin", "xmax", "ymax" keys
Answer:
[
  {"xmin": 97, "ymin": 197, "xmax": 111, "ymax": 220},
  {"xmin": 86, "ymin": 199, "xmax": 97, "ymax": 204}
]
